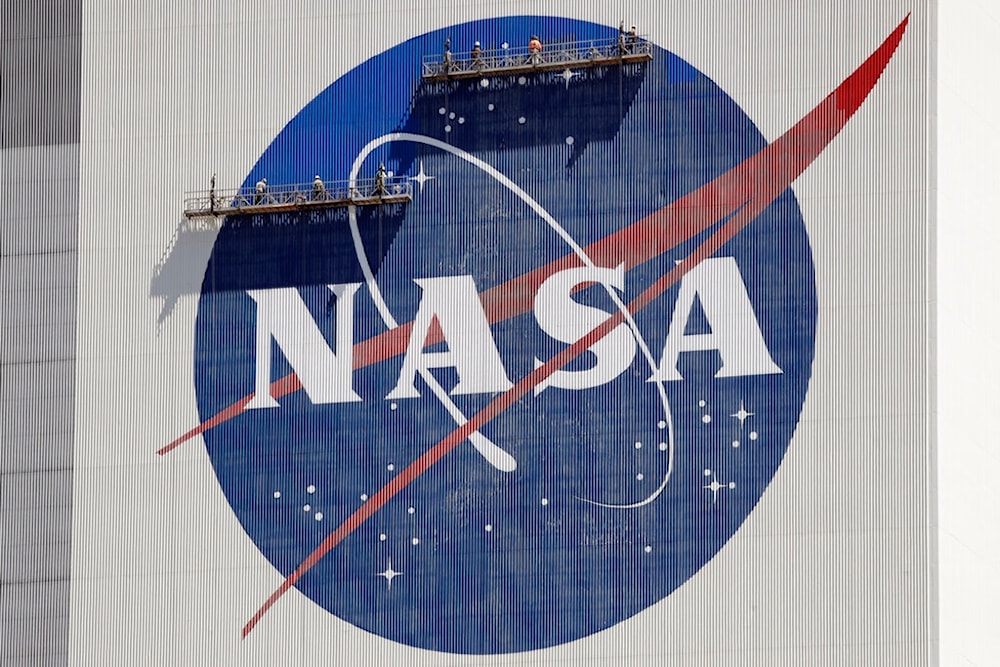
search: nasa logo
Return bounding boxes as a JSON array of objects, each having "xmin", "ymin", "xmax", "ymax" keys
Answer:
[{"xmin": 165, "ymin": 15, "xmax": 907, "ymax": 655}]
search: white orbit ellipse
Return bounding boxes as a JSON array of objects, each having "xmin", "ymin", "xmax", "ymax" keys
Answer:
[{"xmin": 347, "ymin": 132, "xmax": 674, "ymax": 508}]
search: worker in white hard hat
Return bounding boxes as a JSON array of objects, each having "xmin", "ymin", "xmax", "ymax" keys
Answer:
[
  {"xmin": 471, "ymin": 40, "xmax": 483, "ymax": 68},
  {"xmin": 313, "ymin": 174, "xmax": 325, "ymax": 200},
  {"xmin": 374, "ymin": 163, "xmax": 387, "ymax": 197},
  {"xmin": 254, "ymin": 177, "xmax": 267, "ymax": 205},
  {"xmin": 443, "ymin": 37, "xmax": 453, "ymax": 71}
]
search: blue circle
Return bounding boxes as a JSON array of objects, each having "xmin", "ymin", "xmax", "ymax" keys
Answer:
[{"xmin": 194, "ymin": 16, "xmax": 815, "ymax": 654}]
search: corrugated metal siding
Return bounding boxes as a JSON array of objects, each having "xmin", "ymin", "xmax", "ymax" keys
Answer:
[
  {"xmin": 1, "ymin": 2, "xmax": 936, "ymax": 665},
  {"xmin": 0, "ymin": 2, "xmax": 82, "ymax": 664}
]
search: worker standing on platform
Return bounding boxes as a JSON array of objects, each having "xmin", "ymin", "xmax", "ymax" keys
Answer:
[
  {"xmin": 374, "ymin": 163, "xmax": 387, "ymax": 197},
  {"xmin": 313, "ymin": 174, "xmax": 325, "ymax": 200},
  {"xmin": 254, "ymin": 177, "xmax": 267, "ymax": 204},
  {"xmin": 628, "ymin": 25, "xmax": 638, "ymax": 46},
  {"xmin": 443, "ymin": 38, "xmax": 453, "ymax": 71},
  {"xmin": 471, "ymin": 41, "xmax": 483, "ymax": 68},
  {"xmin": 528, "ymin": 35, "xmax": 542, "ymax": 63}
]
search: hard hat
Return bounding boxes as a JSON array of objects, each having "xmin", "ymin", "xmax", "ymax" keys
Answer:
[
  {"xmin": 315, "ymin": 174, "xmax": 320, "ymax": 179},
  {"xmin": 262, "ymin": 178, "xmax": 266, "ymax": 183},
  {"xmin": 474, "ymin": 41, "xmax": 480, "ymax": 46}
]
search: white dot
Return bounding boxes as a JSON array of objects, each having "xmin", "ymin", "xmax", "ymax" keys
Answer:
[
  {"xmin": 703, "ymin": 469, "xmax": 712, "ymax": 477},
  {"xmin": 750, "ymin": 431, "xmax": 759, "ymax": 441},
  {"xmin": 488, "ymin": 103, "xmax": 495, "ymax": 111},
  {"xmin": 565, "ymin": 136, "xmax": 574, "ymax": 145},
  {"xmin": 379, "ymin": 533, "xmax": 387, "ymax": 541},
  {"xmin": 657, "ymin": 420, "xmax": 666, "ymax": 429},
  {"xmin": 303, "ymin": 504, "xmax": 311, "ymax": 512},
  {"xmin": 634, "ymin": 441, "xmax": 642, "ymax": 449},
  {"xmin": 306, "ymin": 484, "xmax": 316, "ymax": 494},
  {"xmin": 480, "ymin": 78, "xmax": 490, "ymax": 87},
  {"xmin": 541, "ymin": 498, "xmax": 549, "ymax": 506},
  {"xmin": 438, "ymin": 107, "xmax": 446, "ymax": 115},
  {"xmin": 636, "ymin": 473, "xmax": 644, "ymax": 481},
  {"xmin": 658, "ymin": 442, "xmax": 668, "ymax": 451},
  {"xmin": 728, "ymin": 482, "xmax": 736, "ymax": 489},
  {"xmin": 458, "ymin": 117, "xmax": 465, "ymax": 124},
  {"xmin": 698, "ymin": 400, "xmax": 706, "ymax": 407},
  {"xmin": 411, "ymin": 538, "xmax": 420, "ymax": 546},
  {"xmin": 273, "ymin": 491, "xmax": 281, "ymax": 499},
  {"xmin": 314, "ymin": 512, "xmax": 324, "ymax": 521},
  {"xmin": 387, "ymin": 170, "xmax": 394, "ymax": 177},
  {"xmin": 702, "ymin": 414, "xmax": 712, "ymax": 424},
  {"xmin": 444, "ymin": 125, "xmax": 452, "ymax": 133},
  {"xmin": 518, "ymin": 117, "xmax": 526, "ymax": 125},
  {"xmin": 485, "ymin": 524, "xmax": 493, "ymax": 532},
  {"xmin": 390, "ymin": 403, "xmax": 398, "ymax": 411},
  {"xmin": 644, "ymin": 546, "xmax": 652, "ymax": 553},
  {"xmin": 387, "ymin": 463, "xmax": 395, "ymax": 471},
  {"xmin": 517, "ymin": 76, "xmax": 526, "ymax": 84},
  {"xmin": 448, "ymin": 112, "xmax": 456, "ymax": 119},
  {"xmin": 408, "ymin": 507, "xmax": 415, "ymax": 514},
  {"xmin": 361, "ymin": 494, "xmax": 368, "ymax": 501},
  {"xmin": 732, "ymin": 440, "xmax": 740, "ymax": 448}
]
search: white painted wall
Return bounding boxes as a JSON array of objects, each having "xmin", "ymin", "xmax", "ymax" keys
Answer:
[{"xmin": 938, "ymin": 2, "xmax": 1000, "ymax": 665}]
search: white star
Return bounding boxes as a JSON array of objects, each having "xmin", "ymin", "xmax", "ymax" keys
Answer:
[
  {"xmin": 558, "ymin": 68, "xmax": 578, "ymax": 89},
  {"xmin": 377, "ymin": 559, "xmax": 403, "ymax": 590},
  {"xmin": 702, "ymin": 470, "xmax": 736, "ymax": 504},
  {"xmin": 409, "ymin": 160, "xmax": 435, "ymax": 192},
  {"xmin": 730, "ymin": 400, "xmax": 755, "ymax": 428}
]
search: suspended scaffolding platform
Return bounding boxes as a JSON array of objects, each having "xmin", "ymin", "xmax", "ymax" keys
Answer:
[
  {"xmin": 421, "ymin": 35, "xmax": 653, "ymax": 81},
  {"xmin": 182, "ymin": 176, "xmax": 413, "ymax": 219}
]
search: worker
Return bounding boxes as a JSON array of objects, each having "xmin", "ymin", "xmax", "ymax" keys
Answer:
[
  {"xmin": 209, "ymin": 173, "xmax": 216, "ymax": 215},
  {"xmin": 254, "ymin": 177, "xmax": 267, "ymax": 204},
  {"xmin": 528, "ymin": 35, "xmax": 542, "ymax": 65},
  {"xmin": 313, "ymin": 174, "xmax": 325, "ymax": 200},
  {"xmin": 628, "ymin": 25, "xmax": 638, "ymax": 44},
  {"xmin": 374, "ymin": 163, "xmax": 387, "ymax": 197},
  {"xmin": 471, "ymin": 41, "xmax": 483, "ymax": 68},
  {"xmin": 443, "ymin": 38, "xmax": 453, "ymax": 71}
]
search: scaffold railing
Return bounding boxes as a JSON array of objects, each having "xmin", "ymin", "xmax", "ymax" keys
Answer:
[
  {"xmin": 182, "ymin": 176, "xmax": 413, "ymax": 218},
  {"xmin": 421, "ymin": 35, "xmax": 652, "ymax": 80}
]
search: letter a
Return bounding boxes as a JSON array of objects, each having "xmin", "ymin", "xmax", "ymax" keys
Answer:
[
  {"xmin": 387, "ymin": 275, "xmax": 513, "ymax": 399},
  {"xmin": 649, "ymin": 257, "xmax": 782, "ymax": 382},
  {"xmin": 246, "ymin": 284, "xmax": 363, "ymax": 408},
  {"xmin": 532, "ymin": 265, "xmax": 637, "ymax": 394}
]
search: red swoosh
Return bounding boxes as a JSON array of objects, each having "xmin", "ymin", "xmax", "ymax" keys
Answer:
[
  {"xmin": 237, "ymin": 16, "xmax": 910, "ymax": 637},
  {"xmin": 161, "ymin": 16, "xmax": 899, "ymax": 456}
]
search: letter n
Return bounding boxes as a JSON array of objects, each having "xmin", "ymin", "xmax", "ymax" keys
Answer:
[{"xmin": 245, "ymin": 284, "xmax": 363, "ymax": 408}]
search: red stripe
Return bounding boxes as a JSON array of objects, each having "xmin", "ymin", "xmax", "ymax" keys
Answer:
[
  {"xmin": 168, "ymin": 16, "xmax": 907, "ymax": 459},
  {"xmin": 240, "ymin": 16, "xmax": 909, "ymax": 636}
]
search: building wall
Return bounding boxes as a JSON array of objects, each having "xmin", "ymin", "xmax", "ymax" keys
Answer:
[
  {"xmin": 1, "ymin": 2, "xmax": 81, "ymax": 665},
  {"xmin": 2, "ymin": 2, "xmax": 934, "ymax": 665}
]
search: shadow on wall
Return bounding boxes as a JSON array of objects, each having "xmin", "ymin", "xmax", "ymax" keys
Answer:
[
  {"xmin": 148, "ymin": 52, "xmax": 649, "ymax": 324},
  {"xmin": 149, "ymin": 204, "xmax": 406, "ymax": 324},
  {"xmin": 149, "ymin": 217, "xmax": 219, "ymax": 324},
  {"xmin": 394, "ymin": 62, "xmax": 648, "ymax": 172}
]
